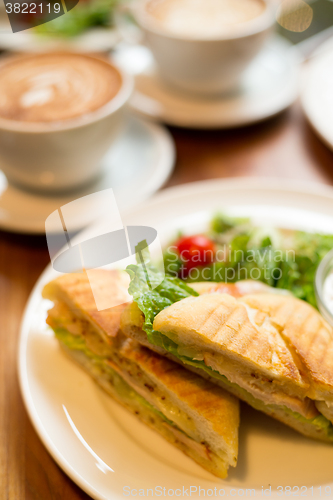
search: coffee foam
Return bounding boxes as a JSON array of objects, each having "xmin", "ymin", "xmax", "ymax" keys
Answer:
[
  {"xmin": 146, "ymin": 0, "xmax": 266, "ymax": 38},
  {"xmin": 0, "ymin": 53, "xmax": 122, "ymax": 123}
]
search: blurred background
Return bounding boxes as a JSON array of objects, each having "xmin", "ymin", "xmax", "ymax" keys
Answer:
[{"xmin": 0, "ymin": 0, "xmax": 333, "ymax": 51}]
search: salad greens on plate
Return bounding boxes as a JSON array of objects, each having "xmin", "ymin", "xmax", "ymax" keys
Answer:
[
  {"xmin": 163, "ymin": 214, "xmax": 333, "ymax": 308},
  {"xmin": 35, "ymin": 0, "xmax": 120, "ymax": 37}
]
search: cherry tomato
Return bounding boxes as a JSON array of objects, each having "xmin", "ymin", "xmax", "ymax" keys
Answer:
[{"xmin": 175, "ymin": 235, "xmax": 216, "ymax": 273}]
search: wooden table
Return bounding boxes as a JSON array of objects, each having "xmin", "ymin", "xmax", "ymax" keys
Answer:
[{"xmin": 1, "ymin": 102, "xmax": 333, "ymax": 499}]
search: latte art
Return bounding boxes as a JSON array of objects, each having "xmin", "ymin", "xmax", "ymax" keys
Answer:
[
  {"xmin": 0, "ymin": 53, "xmax": 122, "ymax": 123},
  {"xmin": 146, "ymin": 0, "xmax": 266, "ymax": 38}
]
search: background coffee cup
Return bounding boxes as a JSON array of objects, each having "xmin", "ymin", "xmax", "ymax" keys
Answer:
[
  {"xmin": 134, "ymin": 0, "xmax": 275, "ymax": 96},
  {"xmin": 0, "ymin": 54, "xmax": 133, "ymax": 193}
]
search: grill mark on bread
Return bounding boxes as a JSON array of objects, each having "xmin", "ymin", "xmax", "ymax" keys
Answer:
[
  {"xmin": 281, "ymin": 300, "xmax": 332, "ymax": 387},
  {"xmin": 222, "ymin": 303, "xmax": 254, "ymax": 353},
  {"xmin": 241, "ymin": 295, "xmax": 310, "ymax": 385},
  {"xmin": 267, "ymin": 300, "xmax": 311, "ymax": 385},
  {"xmin": 199, "ymin": 301, "xmax": 232, "ymax": 338},
  {"xmin": 225, "ymin": 314, "xmax": 258, "ymax": 357},
  {"xmin": 243, "ymin": 293, "xmax": 333, "ymax": 393}
]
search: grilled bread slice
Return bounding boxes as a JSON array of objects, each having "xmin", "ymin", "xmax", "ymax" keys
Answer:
[
  {"xmin": 151, "ymin": 292, "xmax": 333, "ymax": 436},
  {"xmin": 43, "ymin": 271, "xmax": 240, "ymax": 479},
  {"xmin": 121, "ymin": 282, "xmax": 333, "ymax": 442}
]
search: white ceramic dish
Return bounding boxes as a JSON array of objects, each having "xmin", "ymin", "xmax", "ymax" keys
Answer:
[
  {"xmin": 0, "ymin": 116, "xmax": 175, "ymax": 234},
  {"xmin": 301, "ymin": 39, "xmax": 333, "ymax": 151},
  {"xmin": 19, "ymin": 178, "xmax": 333, "ymax": 500},
  {"xmin": 114, "ymin": 36, "xmax": 300, "ymax": 129}
]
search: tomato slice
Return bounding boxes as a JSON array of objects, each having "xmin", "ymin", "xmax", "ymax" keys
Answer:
[{"xmin": 175, "ymin": 235, "xmax": 216, "ymax": 273}]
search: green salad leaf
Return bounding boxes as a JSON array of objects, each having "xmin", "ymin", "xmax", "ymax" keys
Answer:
[
  {"xmin": 126, "ymin": 260, "xmax": 198, "ymax": 349},
  {"xmin": 163, "ymin": 214, "xmax": 333, "ymax": 308},
  {"xmin": 35, "ymin": 0, "xmax": 119, "ymax": 37}
]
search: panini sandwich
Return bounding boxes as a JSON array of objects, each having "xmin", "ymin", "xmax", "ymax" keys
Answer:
[
  {"xmin": 43, "ymin": 270, "xmax": 240, "ymax": 479},
  {"xmin": 122, "ymin": 265, "xmax": 333, "ymax": 443}
]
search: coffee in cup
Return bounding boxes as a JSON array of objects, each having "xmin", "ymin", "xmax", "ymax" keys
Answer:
[
  {"xmin": 0, "ymin": 52, "xmax": 133, "ymax": 192},
  {"xmin": 145, "ymin": 0, "xmax": 266, "ymax": 39},
  {"xmin": 0, "ymin": 53, "xmax": 123, "ymax": 123}
]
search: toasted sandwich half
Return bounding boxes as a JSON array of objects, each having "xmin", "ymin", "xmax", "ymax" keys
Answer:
[
  {"xmin": 42, "ymin": 271, "xmax": 240, "ymax": 479},
  {"xmin": 122, "ymin": 269, "xmax": 333, "ymax": 443}
]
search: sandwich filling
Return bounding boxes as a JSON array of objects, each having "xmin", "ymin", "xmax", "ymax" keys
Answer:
[
  {"xmin": 53, "ymin": 326, "xmax": 227, "ymax": 464},
  {"xmin": 125, "ymin": 264, "xmax": 333, "ymax": 440},
  {"xmin": 46, "ymin": 302, "xmax": 234, "ymax": 469}
]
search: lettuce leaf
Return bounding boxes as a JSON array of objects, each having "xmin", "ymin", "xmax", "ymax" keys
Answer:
[
  {"xmin": 35, "ymin": 0, "xmax": 119, "ymax": 37},
  {"xmin": 126, "ymin": 262, "xmax": 198, "ymax": 348}
]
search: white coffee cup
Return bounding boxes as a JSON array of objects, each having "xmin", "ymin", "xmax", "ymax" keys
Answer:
[
  {"xmin": 134, "ymin": 0, "xmax": 275, "ymax": 96},
  {"xmin": 0, "ymin": 54, "xmax": 133, "ymax": 193}
]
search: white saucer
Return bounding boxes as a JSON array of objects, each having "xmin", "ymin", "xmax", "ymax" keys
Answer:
[
  {"xmin": 301, "ymin": 38, "xmax": 333, "ymax": 151},
  {"xmin": 114, "ymin": 36, "xmax": 300, "ymax": 129},
  {"xmin": 0, "ymin": 117, "xmax": 175, "ymax": 234}
]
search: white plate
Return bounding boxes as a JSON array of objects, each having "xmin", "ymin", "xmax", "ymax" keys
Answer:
[
  {"xmin": 114, "ymin": 36, "xmax": 300, "ymax": 129},
  {"xmin": 19, "ymin": 178, "xmax": 333, "ymax": 500},
  {"xmin": 301, "ymin": 39, "xmax": 333, "ymax": 151},
  {"xmin": 0, "ymin": 116, "xmax": 175, "ymax": 234},
  {"xmin": 0, "ymin": 19, "xmax": 120, "ymax": 52}
]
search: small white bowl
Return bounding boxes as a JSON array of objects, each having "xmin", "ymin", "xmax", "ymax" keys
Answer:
[{"xmin": 315, "ymin": 248, "xmax": 333, "ymax": 327}]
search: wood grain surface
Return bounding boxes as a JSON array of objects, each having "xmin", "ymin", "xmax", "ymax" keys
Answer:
[{"xmin": 1, "ymin": 102, "xmax": 333, "ymax": 499}]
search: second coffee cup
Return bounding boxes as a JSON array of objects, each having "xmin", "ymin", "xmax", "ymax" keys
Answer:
[{"xmin": 134, "ymin": 0, "xmax": 275, "ymax": 96}]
